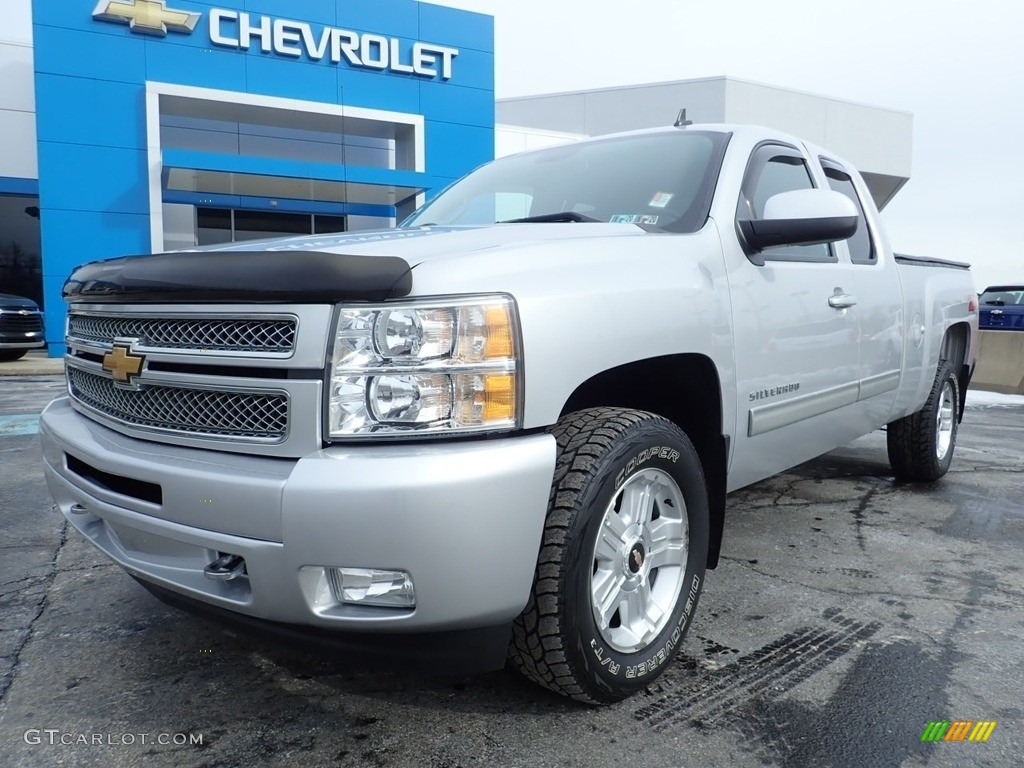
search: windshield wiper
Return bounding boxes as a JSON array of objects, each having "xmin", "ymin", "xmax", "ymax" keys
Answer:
[{"xmin": 498, "ymin": 211, "xmax": 601, "ymax": 224}]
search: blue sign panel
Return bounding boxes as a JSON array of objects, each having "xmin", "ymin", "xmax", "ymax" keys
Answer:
[{"xmin": 32, "ymin": 0, "xmax": 494, "ymax": 355}]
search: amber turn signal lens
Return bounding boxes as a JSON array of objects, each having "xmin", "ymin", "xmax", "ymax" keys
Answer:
[
  {"xmin": 484, "ymin": 304, "xmax": 514, "ymax": 359},
  {"xmin": 482, "ymin": 373, "xmax": 515, "ymax": 422}
]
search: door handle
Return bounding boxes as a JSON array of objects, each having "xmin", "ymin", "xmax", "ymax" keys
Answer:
[{"xmin": 828, "ymin": 293, "xmax": 858, "ymax": 309}]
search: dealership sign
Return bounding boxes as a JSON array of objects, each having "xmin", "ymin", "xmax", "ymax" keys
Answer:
[
  {"xmin": 92, "ymin": 0, "xmax": 459, "ymax": 80},
  {"xmin": 92, "ymin": 0, "xmax": 199, "ymax": 35}
]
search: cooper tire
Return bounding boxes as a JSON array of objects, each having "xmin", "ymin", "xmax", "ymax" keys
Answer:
[
  {"xmin": 509, "ymin": 407, "xmax": 709, "ymax": 703},
  {"xmin": 887, "ymin": 358, "xmax": 960, "ymax": 482}
]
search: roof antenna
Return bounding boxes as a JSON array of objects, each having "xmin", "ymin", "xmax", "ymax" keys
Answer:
[{"xmin": 674, "ymin": 108, "xmax": 693, "ymax": 127}]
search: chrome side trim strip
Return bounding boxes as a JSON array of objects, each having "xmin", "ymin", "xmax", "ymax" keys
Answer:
[
  {"xmin": 858, "ymin": 369, "xmax": 901, "ymax": 400},
  {"xmin": 748, "ymin": 381, "xmax": 859, "ymax": 437},
  {"xmin": 747, "ymin": 368, "xmax": 902, "ymax": 437}
]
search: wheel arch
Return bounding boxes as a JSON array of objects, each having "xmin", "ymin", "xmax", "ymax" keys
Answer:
[
  {"xmin": 941, "ymin": 322, "xmax": 971, "ymax": 423},
  {"xmin": 559, "ymin": 354, "xmax": 728, "ymax": 569}
]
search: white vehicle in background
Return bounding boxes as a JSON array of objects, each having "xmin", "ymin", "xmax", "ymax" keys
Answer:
[{"xmin": 41, "ymin": 123, "xmax": 978, "ymax": 703}]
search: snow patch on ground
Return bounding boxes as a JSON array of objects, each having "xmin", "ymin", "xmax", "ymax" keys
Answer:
[{"xmin": 965, "ymin": 389, "xmax": 1024, "ymax": 408}]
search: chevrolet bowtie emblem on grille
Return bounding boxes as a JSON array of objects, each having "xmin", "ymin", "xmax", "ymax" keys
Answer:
[
  {"xmin": 92, "ymin": 0, "xmax": 201, "ymax": 36},
  {"xmin": 102, "ymin": 344, "xmax": 145, "ymax": 384}
]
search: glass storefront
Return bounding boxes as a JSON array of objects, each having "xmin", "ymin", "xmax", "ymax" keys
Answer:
[
  {"xmin": 161, "ymin": 114, "xmax": 398, "ymax": 170},
  {"xmin": 0, "ymin": 194, "xmax": 43, "ymax": 306},
  {"xmin": 195, "ymin": 208, "xmax": 347, "ymax": 246}
]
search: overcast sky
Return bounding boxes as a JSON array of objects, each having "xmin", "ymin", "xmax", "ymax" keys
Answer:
[
  {"xmin": 442, "ymin": 0, "xmax": 1023, "ymax": 291},
  {"xmin": 8, "ymin": 1, "xmax": 1021, "ymax": 289}
]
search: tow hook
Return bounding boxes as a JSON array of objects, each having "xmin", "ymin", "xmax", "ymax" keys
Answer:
[{"xmin": 203, "ymin": 553, "xmax": 246, "ymax": 581}]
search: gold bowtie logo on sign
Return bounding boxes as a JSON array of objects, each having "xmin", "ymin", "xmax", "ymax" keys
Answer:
[
  {"xmin": 92, "ymin": 0, "xmax": 201, "ymax": 36},
  {"xmin": 102, "ymin": 344, "xmax": 145, "ymax": 384}
]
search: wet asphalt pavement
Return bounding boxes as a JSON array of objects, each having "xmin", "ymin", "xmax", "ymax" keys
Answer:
[{"xmin": 1, "ymin": 375, "xmax": 1022, "ymax": 768}]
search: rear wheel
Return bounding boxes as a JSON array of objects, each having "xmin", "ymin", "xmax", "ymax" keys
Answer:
[
  {"xmin": 887, "ymin": 358, "xmax": 960, "ymax": 481},
  {"xmin": 509, "ymin": 407, "xmax": 709, "ymax": 703}
]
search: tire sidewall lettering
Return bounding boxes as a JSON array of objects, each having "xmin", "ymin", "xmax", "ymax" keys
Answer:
[
  {"xmin": 614, "ymin": 445, "xmax": 680, "ymax": 490},
  {"xmin": 575, "ymin": 428, "xmax": 708, "ymax": 690},
  {"xmin": 588, "ymin": 572, "xmax": 702, "ymax": 679}
]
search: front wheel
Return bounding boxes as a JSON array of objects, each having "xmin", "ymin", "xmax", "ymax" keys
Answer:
[
  {"xmin": 887, "ymin": 358, "xmax": 960, "ymax": 481},
  {"xmin": 509, "ymin": 408, "xmax": 709, "ymax": 703}
]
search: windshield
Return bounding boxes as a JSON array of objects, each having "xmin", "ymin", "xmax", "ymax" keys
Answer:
[
  {"xmin": 402, "ymin": 130, "xmax": 730, "ymax": 233},
  {"xmin": 980, "ymin": 288, "xmax": 1024, "ymax": 306}
]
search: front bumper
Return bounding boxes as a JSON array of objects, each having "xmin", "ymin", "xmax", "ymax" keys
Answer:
[
  {"xmin": 138, "ymin": 580, "xmax": 517, "ymax": 674},
  {"xmin": 0, "ymin": 338, "xmax": 44, "ymax": 350},
  {"xmin": 41, "ymin": 397, "xmax": 556, "ymax": 636}
]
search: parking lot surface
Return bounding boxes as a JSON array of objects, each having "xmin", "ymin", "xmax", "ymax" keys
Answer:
[{"xmin": 1, "ymin": 376, "xmax": 1022, "ymax": 768}]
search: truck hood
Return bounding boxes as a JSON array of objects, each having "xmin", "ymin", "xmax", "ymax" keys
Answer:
[
  {"xmin": 61, "ymin": 224, "xmax": 653, "ymax": 303},
  {"xmin": 196, "ymin": 223, "xmax": 651, "ymax": 267},
  {"xmin": 0, "ymin": 292, "xmax": 39, "ymax": 309}
]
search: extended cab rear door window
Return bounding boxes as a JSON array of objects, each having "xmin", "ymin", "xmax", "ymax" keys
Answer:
[
  {"xmin": 820, "ymin": 159, "xmax": 876, "ymax": 265},
  {"xmin": 736, "ymin": 143, "xmax": 835, "ymax": 263}
]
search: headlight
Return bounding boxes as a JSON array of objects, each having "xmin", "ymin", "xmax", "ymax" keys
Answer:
[{"xmin": 327, "ymin": 295, "xmax": 521, "ymax": 438}]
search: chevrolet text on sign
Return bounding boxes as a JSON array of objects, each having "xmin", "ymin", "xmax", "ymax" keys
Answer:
[{"xmin": 92, "ymin": 1, "xmax": 459, "ymax": 79}]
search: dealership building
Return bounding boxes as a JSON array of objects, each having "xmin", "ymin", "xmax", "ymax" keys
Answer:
[{"xmin": 0, "ymin": 0, "xmax": 912, "ymax": 357}]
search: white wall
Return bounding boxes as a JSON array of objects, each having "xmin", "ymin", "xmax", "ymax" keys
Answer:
[
  {"xmin": 1, "ymin": 0, "xmax": 33, "ymax": 45},
  {"xmin": 722, "ymin": 80, "xmax": 913, "ymax": 179},
  {"xmin": 497, "ymin": 78, "xmax": 728, "ymax": 138},
  {"xmin": 497, "ymin": 77, "xmax": 913, "ymax": 184},
  {"xmin": 495, "ymin": 125, "xmax": 583, "ymax": 158},
  {"xmin": 0, "ymin": 0, "xmax": 37, "ymax": 181},
  {"xmin": 162, "ymin": 203, "xmax": 197, "ymax": 250}
]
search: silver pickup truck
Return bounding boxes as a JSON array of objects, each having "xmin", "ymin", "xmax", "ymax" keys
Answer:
[{"xmin": 40, "ymin": 124, "xmax": 978, "ymax": 703}]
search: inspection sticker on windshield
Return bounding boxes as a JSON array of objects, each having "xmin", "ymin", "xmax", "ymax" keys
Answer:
[
  {"xmin": 648, "ymin": 192, "xmax": 673, "ymax": 208},
  {"xmin": 610, "ymin": 214, "xmax": 659, "ymax": 225}
]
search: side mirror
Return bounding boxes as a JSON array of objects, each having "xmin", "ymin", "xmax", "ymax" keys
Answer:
[{"xmin": 739, "ymin": 189, "xmax": 859, "ymax": 260}]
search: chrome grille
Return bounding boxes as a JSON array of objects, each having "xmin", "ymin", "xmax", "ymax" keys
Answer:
[
  {"xmin": 68, "ymin": 367, "xmax": 288, "ymax": 441},
  {"xmin": 67, "ymin": 314, "xmax": 296, "ymax": 353}
]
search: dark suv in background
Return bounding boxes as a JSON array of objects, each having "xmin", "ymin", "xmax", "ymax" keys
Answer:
[
  {"xmin": 979, "ymin": 286, "xmax": 1024, "ymax": 331},
  {"xmin": 0, "ymin": 293, "xmax": 45, "ymax": 361}
]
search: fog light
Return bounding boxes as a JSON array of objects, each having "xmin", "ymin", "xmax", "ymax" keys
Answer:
[{"xmin": 327, "ymin": 567, "xmax": 415, "ymax": 608}]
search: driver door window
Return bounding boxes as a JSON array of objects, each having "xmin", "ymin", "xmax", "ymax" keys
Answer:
[{"xmin": 737, "ymin": 146, "xmax": 834, "ymax": 262}]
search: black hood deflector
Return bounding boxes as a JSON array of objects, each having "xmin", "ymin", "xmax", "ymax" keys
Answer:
[{"xmin": 62, "ymin": 250, "xmax": 413, "ymax": 303}]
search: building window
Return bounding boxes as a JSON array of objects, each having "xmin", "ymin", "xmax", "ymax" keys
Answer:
[
  {"xmin": 313, "ymin": 215, "xmax": 347, "ymax": 234},
  {"xmin": 0, "ymin": 195, "xmax": 43, "ymax": 306},
  {"xmin": 233, "ymin": 210, "xmax": 312, "ymax": 242},
  {"xmin": 195, "ymin": 208, "xmax": 346, "ymax": 245},
  {"xmin": 160, "ymin": 113, "xmax": 401, "ymax": 171},
  {"xmin": 196, "ymin": 207, "xmax": 232, "ymax": 245}
]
